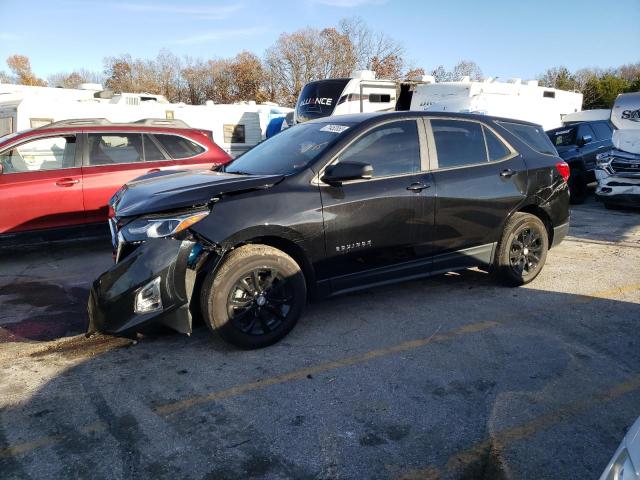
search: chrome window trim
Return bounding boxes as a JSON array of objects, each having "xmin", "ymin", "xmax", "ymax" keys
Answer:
[{"xmin": 314, "ymin": 117, "xmax": 424, "ymax": 186}]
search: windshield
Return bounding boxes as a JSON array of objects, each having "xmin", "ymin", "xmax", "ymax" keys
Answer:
[
  {"xmin": 223, "ymin": 122, "xmax": 353, "ymax": 176},
  {"xmin": 295, "ymin": 79, "xmax": 350, "ymax": 123},
  {"xmin": 548, "ymin": 127, "xmax": 577, "ymax": 147}
]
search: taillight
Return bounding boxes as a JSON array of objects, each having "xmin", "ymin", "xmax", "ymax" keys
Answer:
[{"xmin": 555, "ymin": 161, "xmax": 570, "ymax": 183}]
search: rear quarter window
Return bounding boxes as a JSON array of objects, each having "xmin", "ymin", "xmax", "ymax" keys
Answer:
[
  {"xmin": 498, "ymin": 121, "xmax": 557, "ymax": 156},
  {"xmin": 154, "ymin": 134, "xmax": 205, "ymax": 159}
]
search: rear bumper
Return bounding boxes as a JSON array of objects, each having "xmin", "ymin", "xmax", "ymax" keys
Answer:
[
  {"xmin": 552, "ymin": 221, "xmax": 570, "ymax": 248},
  {"xmin": 87, "ymin": 238, "xmax": 197, "ymax": 337}
]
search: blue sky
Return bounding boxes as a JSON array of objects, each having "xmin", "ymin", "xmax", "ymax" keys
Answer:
[{"xmin": 0, "ymin": 0, "xmax": 638, "ymax": 81}]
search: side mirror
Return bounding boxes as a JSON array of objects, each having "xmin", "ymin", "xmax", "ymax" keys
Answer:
[
  {"xmin": 321, "ymin": 161, "xmax": 373, "ymax": 185},
  {"xmin": 578, "ymin": 135, "xmax": 592, "ymax": 147}
]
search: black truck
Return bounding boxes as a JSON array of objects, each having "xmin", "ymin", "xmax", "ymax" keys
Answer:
[
  {"xmin": 88, "ymin": 112, "xmax": 570, "ymax": 348},
  {"xmin": 546, "ymin": 120, "xmax": 613, "ymax": 203}
]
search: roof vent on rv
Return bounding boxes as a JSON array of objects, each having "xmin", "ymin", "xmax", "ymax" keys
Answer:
[
  {"xmin": 351, "ymin": 70, "xmax": 376, "ymax": 80},
  {"xmin": 94, "ymin": 89, "xmax": 115, "ymax": 99},
  {"xmin": 79, "ymin": 83, "xmax": 103, "ymax": 91}
]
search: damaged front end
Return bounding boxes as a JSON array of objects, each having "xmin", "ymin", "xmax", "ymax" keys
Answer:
[
  {"xmin": 595, "ymin": 149, "xmax": 640, "ymax": 207},
  {"xmin": 89, "ymin": 202, "xmax": 219, "ymax": 337},
  {"xmin": 87, "ymin": 238, "xmax": 209, "ymax": 337}
]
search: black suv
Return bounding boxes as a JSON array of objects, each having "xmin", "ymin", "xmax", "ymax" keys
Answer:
[
  {"xmin": 546, "ymin": 120, "xmax": 613, "ymax": 203},
  {"xmin": 88, "ymin": 112, "xmax": 570, "ymax": 348}
]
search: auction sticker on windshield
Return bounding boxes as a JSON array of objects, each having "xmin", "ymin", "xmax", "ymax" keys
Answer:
[{"xmin": 320, "ymin": 124, "xmax": 350, "ymax": 134}]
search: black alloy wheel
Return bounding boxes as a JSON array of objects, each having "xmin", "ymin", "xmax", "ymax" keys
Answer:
[
  {"xmin": 227, "ymin": 268, "xmax": 294, "ymax": 336},
  {"xmin": 508, "ymin": 226, "xmax": 543, "ymax": 278},
  {"xmin": 200, "ymin": 244, "xmax": 306, "ymax": 349}
]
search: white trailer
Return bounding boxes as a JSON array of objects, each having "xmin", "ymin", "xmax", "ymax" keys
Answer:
[
  {"xmin": 0, "ymin": 83, "xmax": 292, "ymax": 157},
  {"xmin": 294, "ymin": 72, "xmax": 583, "ymax": 130},
  {"xmin": 409, "ymin": 78, "xmax": 583, "ymax": 130}
]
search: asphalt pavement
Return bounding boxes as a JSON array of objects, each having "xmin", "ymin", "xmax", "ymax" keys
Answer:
[{"xmin": 0, "ymin": 197, "xmax": 639, "ymax": 480}]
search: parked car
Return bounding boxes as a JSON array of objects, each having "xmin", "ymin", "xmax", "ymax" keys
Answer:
[
  {"xmin": 546, "ymin": 120, "xmax": 613, "ymax": 204},
  {"xmin": 596, "ymin": 92, "xmax": 640, "ymax": 209},
  {"xmin": 0, "ymin": 118, "xmax": 231, "ymax": 242},
  {"xmin": 599, "ymin": 416, "xmax": 640, "ymax": 480},
  {"xmin": 88, "ymin": 112, "xmax": 570, "ymax": 349}
]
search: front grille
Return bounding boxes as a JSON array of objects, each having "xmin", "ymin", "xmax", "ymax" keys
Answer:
[{"xmin": 611, "ymin": 160, "xmax": 640, "ymax": 175}]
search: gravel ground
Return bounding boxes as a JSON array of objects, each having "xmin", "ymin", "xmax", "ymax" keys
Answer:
[{"xmin": 0, "ymin": 197, "xmax": 639, "ymax": 480}]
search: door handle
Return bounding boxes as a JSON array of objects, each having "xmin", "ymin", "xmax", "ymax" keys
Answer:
[
  {"xmin": 55, "ymin": 178, "xmax": 80, "ymax": 187},
  {"xmin": 406, "ymin": 182, "xmax": 431, "ymax": 192},
  {"xmin": 500, "ymin": 169, "xmax": 517, "ymax": 178}
]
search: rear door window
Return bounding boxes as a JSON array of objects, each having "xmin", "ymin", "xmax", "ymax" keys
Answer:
[
  {"xmin": 87, "ymin": 133, "xmax": 143, "ymax": 165},
  {"xmin": 483, "ymin": 126, "xmax": 511, "ymax": 161},
  {"xmin": 591, "ymin": 122, "xmax": 612, "ymax": 141},
  {"xmin": 142, "ymin": 134, "xmax": 166, "ymax": 162},
  {"xmin": 497, "ymin": 121, "xmax": 557, "ymax": 155},
  {"xmin": 0, "ymin": 135, "xmax": 77, "ymax": 173},
  {"xmin": 431, "ymin": 119, "xmax": 487, "ymax": 168},
  {"xmin": 337, "ymin": 120, "xmax": 420, "ymax": 177},
  {"xmin": 154, "ymin": 134, "xmax": 204, "ymax": 159}
]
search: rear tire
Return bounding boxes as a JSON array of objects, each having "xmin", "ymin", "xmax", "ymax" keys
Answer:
[
  {"xmin": 493, "ymin": 213, "xmax": 548, "ymax": 287},
  {"xmin": 568, "ymin": 166, "xmax": 587, "ymax": 205},
  {"xmin": 200, "ymin": 244, "xmax": 306, "ymax": 349}
]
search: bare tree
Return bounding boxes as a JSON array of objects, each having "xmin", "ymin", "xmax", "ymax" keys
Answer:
[
  {"xmin": 451, "ymin": 60, "xmax": 482, "ymax": 81},
  {"xmin": 338, "ymin": 17, "xmax": 404, "ymax": 76},
  {"xmin": 48, "ymin": 69, "xmax": 104, "ymax": 88}
]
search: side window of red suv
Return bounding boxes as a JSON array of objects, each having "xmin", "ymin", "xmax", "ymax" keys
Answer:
[
  {"xmin": 153, "ymin": 134, "xmax": 205, "ymax": 159},
  {"xmin": 87, "ymin": 133, "xmax": 144, "ymax": 165},
  {"xmin": 0, "ymin": 135, "xmax": 77, "ymax": 173}
]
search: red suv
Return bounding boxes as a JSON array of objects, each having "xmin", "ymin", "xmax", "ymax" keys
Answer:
[{"xmin": 0, "ymin": 118, "xmax": 231, "ymax": 240}]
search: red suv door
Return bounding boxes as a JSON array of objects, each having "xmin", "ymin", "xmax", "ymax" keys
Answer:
[{"xmin": 0, "ymin": 133, "xmax": 84, "ymax": 234}]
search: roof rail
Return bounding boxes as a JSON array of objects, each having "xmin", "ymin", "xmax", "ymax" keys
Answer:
[
  {"xmin": 132, "ymin": 118, "xmax": 191, "ymax": 128},
  {"xmin": 42, "ymin": 118, "xmax": 112, "ymax": 128}
]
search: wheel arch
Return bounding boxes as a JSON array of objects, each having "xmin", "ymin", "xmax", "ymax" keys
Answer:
[{"xmin": 516, "ymin": 203, "xmax": 554, "ymax": 247}]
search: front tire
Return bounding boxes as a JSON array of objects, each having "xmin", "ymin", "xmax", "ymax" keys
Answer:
[
  {"xmin": 493, "ymin": 213, "xmax": 549, "ymax": 286},
  {"xmin": 200, "ymin": 244, "xmax": 306, "ymax": 349}
]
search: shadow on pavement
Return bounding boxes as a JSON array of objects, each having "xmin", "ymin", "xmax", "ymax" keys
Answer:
[{"xmin": 0, "ymin": 269, "xmax": 638, "ymax": 480}]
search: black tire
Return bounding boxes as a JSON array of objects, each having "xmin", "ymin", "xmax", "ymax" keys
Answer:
[
  {"xmin": 493, "ymin": 213, "xmax": 549, "ymax": 287},
  {"xmin": 200, "ymin": 244, "xmax": 306, "ymax": 349},
  {"xmin": 568, "ymin": 166, "xmax": 587, "ymax": 205}
]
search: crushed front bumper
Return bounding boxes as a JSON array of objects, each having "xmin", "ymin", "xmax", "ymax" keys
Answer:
[
  {"xmin": 87, "ymin": 238, "xmax": 198, "ymax": 337},
  {"xmin": 595, "ymin": 172, "xmax": 640, "ymax": 207}
]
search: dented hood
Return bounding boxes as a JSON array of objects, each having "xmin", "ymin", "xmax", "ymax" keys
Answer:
[{"xmin": 111, "ymin": 169, "xmax": 284, "ymax": 217}]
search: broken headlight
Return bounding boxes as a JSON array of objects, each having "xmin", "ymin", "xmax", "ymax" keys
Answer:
[{"xmin": 121, "ymin": 210, "xmax": 210, "ymax": 242}]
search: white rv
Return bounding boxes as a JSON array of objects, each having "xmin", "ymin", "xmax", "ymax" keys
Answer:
[
  {"xmin": 294, "ymin": 70, "xmax": 407, "ymax": 124},
  {"xmin": 0, "ymin": 83, "xmax": 292, "ymax": 157},
  {"xmin": 409, "ymin": 78, "xmax": 583, "ymax": 130},
  {"xmin": 294, "ymin": 72, "xmax": 583, "ymax": 130}
]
